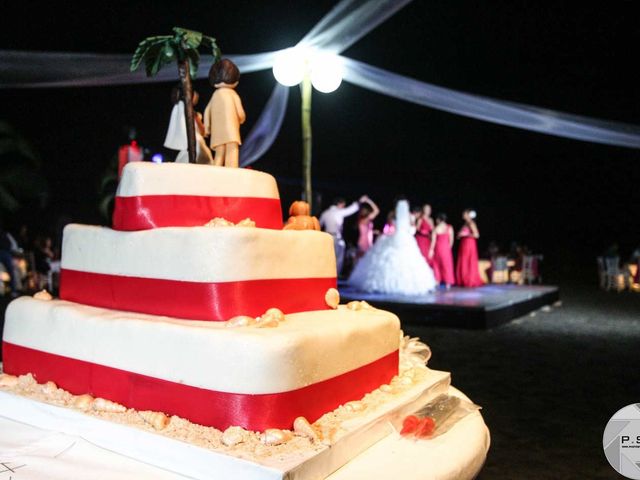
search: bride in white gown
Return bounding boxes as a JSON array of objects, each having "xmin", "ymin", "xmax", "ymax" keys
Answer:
[{"xmin": 348, "ymin": 200, "xmax": 437, "ymax": 295}]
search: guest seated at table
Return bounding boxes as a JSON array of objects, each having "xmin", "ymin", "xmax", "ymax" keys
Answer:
[
  {"xmin": 0, "ymin": 224, "xmax": 22, "ymax": 297},
  {"xmin": 33, "ymin": 234, "xmax": 55, "ymax": 290},
  {"xmin": 628, "ymin": 245, "xmax": 640, "ymax": 285},
  {"xmin": 481, "ymin": 241, "xmax": 500, "ymax": 282}
]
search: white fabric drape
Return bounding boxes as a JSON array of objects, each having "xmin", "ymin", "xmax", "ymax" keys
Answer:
[
  {"xmin": 0, "ymin": 50, "xmax": 279, "ymax": 87},
  {"xmin": 297, "ymin": 0, "xmax": 414, "ymax": 53},
  {"xmin": 341, "ymin": 56, "xmax": 640, "ymax": 149},
  {"xmin": 239, "ymin": 83, "xmax": 289, "ymax": 166},
  {"xmin": 1, "ymin": 0, "xmax": 639, "ymax": 157}
]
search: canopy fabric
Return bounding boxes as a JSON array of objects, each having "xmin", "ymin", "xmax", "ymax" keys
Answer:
[{"xmin": 1, "ymin": 0, "xmax": 639, "ymax": 163}]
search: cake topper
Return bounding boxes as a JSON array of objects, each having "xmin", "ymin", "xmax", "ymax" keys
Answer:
[
  {"xmin": 131, "ymin": 27, "xmax": 221, "ymax": 164},
  {"xmin": 164, "ymin": 86, "xmax": 214, "ymax": 164},
  {"xmin": 204, "ymin": 59, "xmax": 246, "ymax": 168}
]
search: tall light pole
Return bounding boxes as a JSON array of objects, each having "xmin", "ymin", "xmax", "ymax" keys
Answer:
[
  {"xmin": 273, "ymin": 49, "xmax": 343, "ymax": 211},
  {"xmin": 300, "ymin": 73, "xmax": 313, "ymax": 208}
]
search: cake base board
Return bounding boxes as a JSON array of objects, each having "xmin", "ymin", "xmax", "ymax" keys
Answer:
[{"xmin": 0, "ymin": 370, "xmax": 450, "ymax": 480}]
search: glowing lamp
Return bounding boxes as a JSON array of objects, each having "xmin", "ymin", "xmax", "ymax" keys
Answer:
[
  {"xmin": 310, "ymin": 53, "xmax": 343, "ymax": 93},
  {"xmin": 151, "ymin": 153, "xmax": 163, "ymax": 163},
  {"xmin": 272, "ymin": 48, "xmax": 307, "ymax": 87}
]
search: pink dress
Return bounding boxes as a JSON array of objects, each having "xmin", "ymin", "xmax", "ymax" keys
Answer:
[
  {"xmin": 432, "ymin": 225, "xmax": 455, "ymax": 285},
  {"xmin": 415, "ymin": 218, "xmax": 433, "ymax": 266},
  {"xmin": 456, "ymin": 225, "xmax": 484, "ymax": 287},
  {"xmin": 357, "ymin": 220, "xmax": 374, "ymax": 253}
]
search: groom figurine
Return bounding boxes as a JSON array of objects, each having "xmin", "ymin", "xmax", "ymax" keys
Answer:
[{"xmin": 320, "ymin": 195, "xmax": 366, "ymax": 276}]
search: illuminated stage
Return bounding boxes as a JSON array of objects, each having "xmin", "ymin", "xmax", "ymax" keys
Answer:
[{"xmin": 339, "ymin": 284, "xmax": 560, "ymax": 329}]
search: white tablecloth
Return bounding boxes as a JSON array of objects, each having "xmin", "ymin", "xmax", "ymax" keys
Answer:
[{"xmin": 0, "ymin": 388, "xmax": 489, "ymax": 480}]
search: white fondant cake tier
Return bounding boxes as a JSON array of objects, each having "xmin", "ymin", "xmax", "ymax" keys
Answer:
[
  {"xmin": 59, "ymin": 224, "xmax": 337, "ymax": 320},
  {"xmin": 2, "ymin": 297, "xmax": 400, "ymax": 430},
  {"xmin": 113, "ymin": 163, "xmax": 283, "ymax": 230}
]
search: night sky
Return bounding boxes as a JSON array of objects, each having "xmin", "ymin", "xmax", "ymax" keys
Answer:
[{"xmin": 1, "ymin": 1, "xmax": 639, "ymax": 282}]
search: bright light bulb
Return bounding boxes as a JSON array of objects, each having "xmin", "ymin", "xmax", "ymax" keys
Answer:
[
  {"xmin": 272, "ymin": 48, "xmax": 307, "ymax": 87},
  {"xmin": 310, "ymin": 52, "xmax": 343, "ymax": 93}
]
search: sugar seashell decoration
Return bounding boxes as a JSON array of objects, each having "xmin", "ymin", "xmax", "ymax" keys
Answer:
[
  {"xmin": 343, "ymin": 400, "xmax": 365, "ymax": 413},
  {"xmin": 73, "ymin": 394, "xmax": 94, "ymax": 411},
  {"xmin": 256, "ymin": 307, "xmax": 285, "ymax": 328},
  {"xmin": 204, "ymin": 217, "xmax": 256, "ymax": 228},
  {"xmin": 256, "ymin": 317, "xmax": 279, "ymax": 328},
  {"xmin": 226, "ymin": 315, "xmax": 257, "ymax": 328},
  {"xmin": 17, "ymin": 373, "xmax": 36, "ymax": 388},
  {"xmin": 324, "ymin": 288, "xmax": 340, "ymax": 309},
  {"xmin": 92, "ymin": 397, "xmax": 127, "ymax": 413},
  {"xmin": 346, "ymin": 301, "xmax": 361, "ymax": 311},
  {"xmin": 319, "ymin": 425, "xmax": 337, "ymax": 445},
  {"xmin": 263, "ymin": 308, "xmax": 285, "ymax": 322},
  {"xmin": 221, "ymin": 426, "xmax": 247, "ymax": 447},
  {"xmin": 236, "ymin": 218, "xmax": 256, "ymax": 228},
  {"xmin": 205, "ymin": 217, "xmax": 234, "ymax": 227},
  {"xmin": 33, "ymin": 289, "xmax": 53, "ymax": 300},
  {"xmin": 293, "ymin": 416, "xmax": 318, "ymax": 441},
  {"xmin": 139, "ymin": 410, "xmax": 170, "ymax": 430},
  {"xmin": 346, "ymin": 300, "xmax": 376, "ymax": 311},
  {"xmin": 0, "ymin": 373, "xmax": 18, "ymax": 388},
  {"xmin": 227, "ymin": 308, "xmax": 286, "ymax": 329},
  {"xmin": 260, "ymin": 428, "xmax": 293, "ymax": 446},
  {"xmin": 40, "ymin": 380, "xmax": 58, "ymax": 395}
]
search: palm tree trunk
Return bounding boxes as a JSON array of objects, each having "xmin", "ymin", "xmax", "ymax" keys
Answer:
[
  {"xmin": 300, "ymin": 74, "xmax": 313, "ymax": 210},
  {"xmin": 178, "ymin": 59, "xmax": 197, "ymax": 164}
]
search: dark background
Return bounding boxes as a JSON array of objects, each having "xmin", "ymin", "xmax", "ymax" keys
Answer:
[{"xmin": 1, "ymin": 0, "xmax": 639, "ymax": 284}]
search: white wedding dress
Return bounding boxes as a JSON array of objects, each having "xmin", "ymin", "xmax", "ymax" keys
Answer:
[{"xmin": 348, "ymin": 200, "xmax": 437, "ymax": 295}]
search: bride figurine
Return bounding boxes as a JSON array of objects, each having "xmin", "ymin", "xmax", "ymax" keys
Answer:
[
  {"xmin": 348, "ymin": 199, "xmax": 437, "ymax": 295},
  {"xmin": 164, "ymin": 87, "xmax": 213, "ymax": 164}
]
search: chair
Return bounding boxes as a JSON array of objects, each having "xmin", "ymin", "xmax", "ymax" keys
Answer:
[
  {"xmin": 602, "ymin": 256, "xmax": 629, "ymax": 291},
  {"xmin": 491, "ymin": 256, "xmax": 509, "ymax": 284},
  {"xmin": 522, "ymin": 255, "xmax": 542, "ymax": 284},
  {"xmin": 478, "ymin": 259, "xmax": 491, "ymax": 284}
]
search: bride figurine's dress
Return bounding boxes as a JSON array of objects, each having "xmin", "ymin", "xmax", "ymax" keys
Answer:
[{"xmin": 348, "ymin": 200, "xmax": 437, "ymax": 295}]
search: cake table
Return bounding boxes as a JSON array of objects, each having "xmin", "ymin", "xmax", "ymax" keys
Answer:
[{"xmin": 0, "ymin": 387, "xmax": 488, "ymax": 480}]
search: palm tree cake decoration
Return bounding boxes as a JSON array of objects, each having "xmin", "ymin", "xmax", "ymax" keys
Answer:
[{"xmin": 130, "ymin": 27, "xmax": 221, "ymax": 164}]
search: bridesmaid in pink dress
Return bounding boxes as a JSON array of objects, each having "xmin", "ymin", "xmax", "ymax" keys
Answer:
[
  {"xmin": 456, "ymin": 209, "xmax": 484, "ymax": 287},
  {"xmin": 429, "ymin": 213, "xmax": 455, "ymax": 288},
  {"xmin": 415, "ymin": 204, "xmax": 434, "ymax": 266},
  {"xmin": 356, "ymin": 196, "xmax": 380, "ymax": 256}
]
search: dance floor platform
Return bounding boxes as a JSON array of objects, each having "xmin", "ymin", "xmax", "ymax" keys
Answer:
[{"xmin": 339, "ymin": 284, "xmax": 560, "ymax": 329}]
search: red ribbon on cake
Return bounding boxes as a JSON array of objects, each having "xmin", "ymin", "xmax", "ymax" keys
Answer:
[
  {"xmin": 60, "ymin": 269, "xmax": 336, "ymax": 321},
  {"xmin": 112, "ymin": 195, "xmax": 283, "ymax": 231},
  {"xmin": 2, "ymin": 342, "xmax": 399, "ymax": 431}
]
